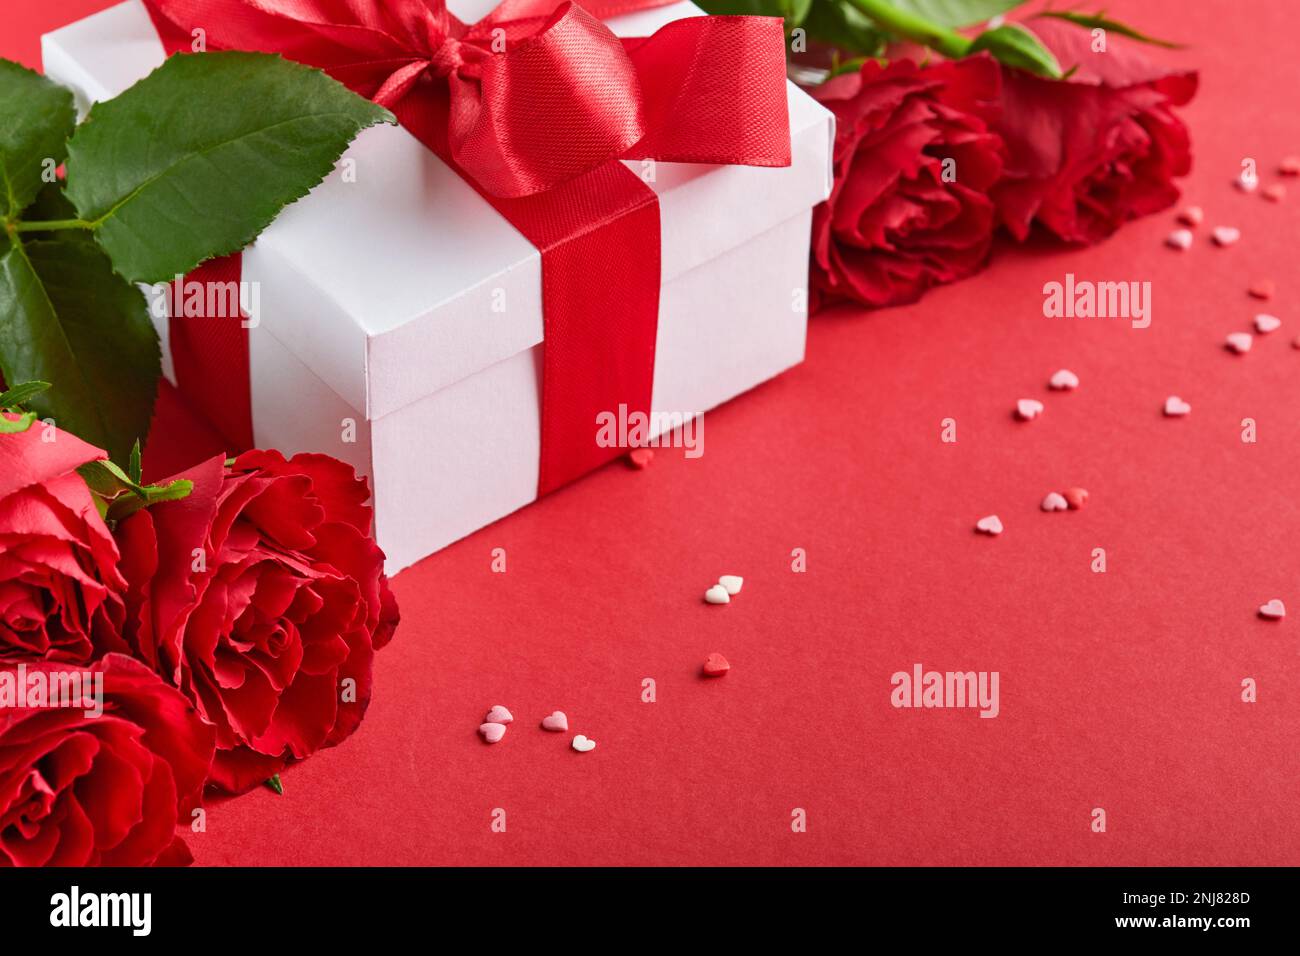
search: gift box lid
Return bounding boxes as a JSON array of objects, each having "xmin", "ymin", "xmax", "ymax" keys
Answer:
[{"xmin": 42, "ymin": 0, "xmax": 834, "ymax": 422}]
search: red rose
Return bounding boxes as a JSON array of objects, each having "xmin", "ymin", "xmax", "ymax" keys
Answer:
[
  {"xmin": 116, "ymin": 450, "xmax": 398, "ymax": 793},
  {"xmin": 991, "ymin": 19, "xmax": 1197, "ymax": 244},
  {"xmin": 0, "ymin": 416, "xmax": 127, "ymax": 663},
  {"xmin": 0, "ymin": 654, "xmax": 215, "ymax": 866},
  {"xmin": 810, "ymin": 55, "xmax": 1005, "ymax": 310}
]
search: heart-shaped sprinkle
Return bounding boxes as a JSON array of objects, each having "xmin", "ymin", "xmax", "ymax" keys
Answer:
[
  {"xmin": 541, "ymin": 711, "xmax": 568, "ymax": 732},
  {"xmin": 1064, "ymin": 487, "xmax": 1089, "ymax": 510},
  {"xmin": 1212, "ymin": 226, "xmax": 1241, "ymax": 247},
  {"xmin": 1176, "ymin": 206, "xmax": 1203, "ymax": 226},
  {"xmin": 1016, "ymin": 399, "xmax": 1044, "ymax": 421},
  {"xmin": 1280, "ymin": 156, "xmax": 1300, "ymax": 176},
  {"xmin": 628, "ymin": 448, "xmax": 654, "ymax": 469},
  {"xmin": 975, "ymin": 515, "xmax": 1003, "ymax": 536},
  {"xmin": 1293, "ymin": 336, "xmax": 1300, "ymax": 350},
  {"xmin": 1225, "ymin": 332, "xmax": 1253, "ymax": 354},
  {"xmin": 704, "ymin": 584, "xmax": 730, "ymax": 605},
  {"xmin": 1165, "ymin": 228, "xmax": 1193, "ymax": 250},
  {"xmin": 1235, "ymin": 173, "xmax": 1258, "ymax": 193},
  {"xmin": 702, "ymin": 652, "xmax": 730, "ymax": 677},
  {"xmin": 1164, "ymin": 396, "xmax": 1191, "ymax": 417},
  {"xmin": 1262, "ymin": 183, "xmax": 1286, "ymax": 203},
  {"xmin": 718, "ymin": 574, "xmax": 743, "ymax": 596},
  {"xmin": 479, "ymin": 722, "xmax": 507, "ymax": 744},
  {"xmin": 1049, "ymin": 369, "xmax": 1079, "ymax": 390},
  {"xmin": 484, "ymin": 705, "xmax": 513, "ymax": 724},
  {"xmin": 1255, "ymin": 313, "xmax": 1282, "ymax": 334},
  {"xmin": 571, "ymin": 734, "xmax": 596, "ymax": 753},
  {"xmin": 1248, "ymin": 279, "xmax": 1276, "ymax": 300},
  {"xmin": 1041, "ymin": 492, "xmax": 1068, "ymax": 512},
  {"xmin": 1258, "ymin": 599, "xmax": 1286, "ymax": 620}
]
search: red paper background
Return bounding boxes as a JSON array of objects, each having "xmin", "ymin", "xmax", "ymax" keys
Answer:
[{"xmin": 5, "ymin": 0, "xmax": 1299, "ymax": 865}]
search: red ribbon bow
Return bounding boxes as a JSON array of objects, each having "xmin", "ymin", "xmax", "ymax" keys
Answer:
[{"xmin": 145, "ymin": 0, "xmax": 791, "ymax": 494}]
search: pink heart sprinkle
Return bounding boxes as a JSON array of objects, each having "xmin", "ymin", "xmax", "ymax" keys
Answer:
[
  {"xmin": 1255, "ymin": 313, "xmax": 1281, "ymax": 334},
  {"xmin": 484, "ymin": 705, "xmax": 513, "ymax": 724},
  {"xmin": 1165, "ymin": 228, "xmax": 1193, "ymax": 251},
  {"xmin": 1258, "ymin": 599, "xmax": 1286, "ymax": 620},
  {"xmin": 1016, "ymin": 399, "xmax": 1044, "ymax": 421},
  {"xmin": 541, "ymin": 711, "xmax": 568, "ymax": 732},
  {"xmin": 1048, "ymin": 369, "xmax": 1079, "ymax": 390},
  {"xmin": 479, "ymin": 722, "xmax": 507, "ymax": 744},
  {"xmin": 1212, "ymin": 226, "xmax": 1241, "ymax": 247},
  {"xmin": 1041, "ymin": 492, "xmax": 1068, "ymax": 512},
  {"xmin": 1164, "ymin": 396, "xmax": 1191, "ymax": 417},
  {"xmin": 975, "ymin": 515, "xmax": 1003, "ymax": 536},
  {"xmin": 1225, "ymin": 332, "xmax": 1253, "ymax": 354},
  {"xmin": 1176, "ymin": 206, "xmax": 1203, "ymax": 226}
]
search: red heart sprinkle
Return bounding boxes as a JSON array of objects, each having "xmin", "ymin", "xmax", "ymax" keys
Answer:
[
  {"xmin": 702, "ymin": 653, "xmax": 730, "ymax": 677},
  {"xmin": 1280, "ymin": 156, "xmax": 1300, "ymax": 176},
  {"xmin": 628, "ymin": 448, "xmax": 654, "ymax": 469},
  {"xmin": 1064, "ymin": 487, "xmax": 1089, "ymax": 510},
  {"xmin": 1248, "ymin": 279, "xmax": 1276, "ymax": 300},
  {"xmin": 1262, "ymin": 183, "xmax": 1286, "ymax": 202}
]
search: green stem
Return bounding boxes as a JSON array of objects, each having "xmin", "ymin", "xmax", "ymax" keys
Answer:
[
  {"xmin": 843, "ymin": 0, "xmax": 973, "ymax": 58},
  {"xmin": 12, "ymin": 218, "xmax": 95, "ymax": 233}
]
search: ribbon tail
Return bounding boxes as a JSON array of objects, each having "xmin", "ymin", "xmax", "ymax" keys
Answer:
[{"xmin": 168, "ymin": 255, "xmax": 255, "ymax": 454}]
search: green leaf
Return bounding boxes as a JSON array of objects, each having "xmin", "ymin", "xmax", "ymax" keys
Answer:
[
  {"xmin": 804, "ymin": 1, "xmax": 888, "ymax": 56},
  {"xmin": 19, "ymin": 182, "xmax": 93, "ymax": 243},
  {"xmin": 128, "ymin": 438, "xmax": 142, "ymax": 484},
  {"xmin": 79, "ymin": 455, "xmax": 194, "ymax": 522},
  {"xmin": 696, "ymin": 0, "xmax": 813, "ymax": 28},
  {"xmin": 266, "ymin": 774, "xmax": 284, "ymax": 795},
  {"xmin": 968, "ymin": 23, "xmax": 1062, "ymax": 77},
  {"xmin": 0, "ymin": 379, "xmax": 51, "ymax": 408},
  {"xmin": 0, "ymin": 239, "xmax": 160, "ymax": 463},
  {"xmin": 886, "ymin": 0, "xmax": 1023, "ymax": 28},
  {"xmin": 65, "ymin": 52, "xmax": 396, "ymax": 284},
  {"xmin": 0, "ymin": 59, "xmax": 76, "ymax": 221},
  {"xmin": 1035, "ymin": 10, "xmax": 1184, "ymax": 49}
]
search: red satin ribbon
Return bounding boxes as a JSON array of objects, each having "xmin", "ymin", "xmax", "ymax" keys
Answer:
[{"xmin": 144, "ymin": 0, "xmax": 791, "ymax": 494}]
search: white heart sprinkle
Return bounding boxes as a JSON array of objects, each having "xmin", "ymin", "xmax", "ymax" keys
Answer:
[
  {"xmin": 541, "ymin": 711, "xmax": 568, "ymax": 732},
  {"xmin": 1041, "ymin": 492, "xmax": 1069, "ymax": 512},
  {"xmin": 1163, "ymin": 396, "xmax": 1191, "ymax": 417},
  {"xmin": 1225, "ymin": 332, "xmax": 1253, "ymax": 354},
  {"xmin": 1235, "ymin": 174, "xmax": 1258, "ymax": 193},
  {"xmin": 1165, "ymin": 228, "xmax": 1194, "ymax": 250},
  {"xmin": 704, "ymin": 585, "xmax": 730, "ymax": 605},
  {"xmin": 1177, "ymin": 206, "xmax": 1203, "ymax": 226},
  {"xmin": 571, "ymin": 734, "xmax": 596, "ymax": 753},
  {"xmin": 718, "ymin": 575, "xmax": 744, "ymax": 596},
  {"xmin": 1016, "ymin": 399, "xmax": 1044, "ymax": 421},
  {"xmin": 1259, "ymin": 599, "xmax": 1286, "ymax": 620},
  {"xmin": 1048, "ymin": 369, "xmax": 1079, "ymax": 390},
  {"xmin": 975, "ymin": 515, "xmax": 1003, "ymax": 535},
  {"xmin": 1212, "ymin": 226, "xmax": 1241, "ymax": 247},
  {"xmin": 1254, "ymin": 313, "xmax": 1282, "ymax": 334}
]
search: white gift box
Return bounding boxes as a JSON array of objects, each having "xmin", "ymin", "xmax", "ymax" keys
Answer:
[{"xmin": 43, "ymin": 0, "xmax": 833, "ymax": 572}]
